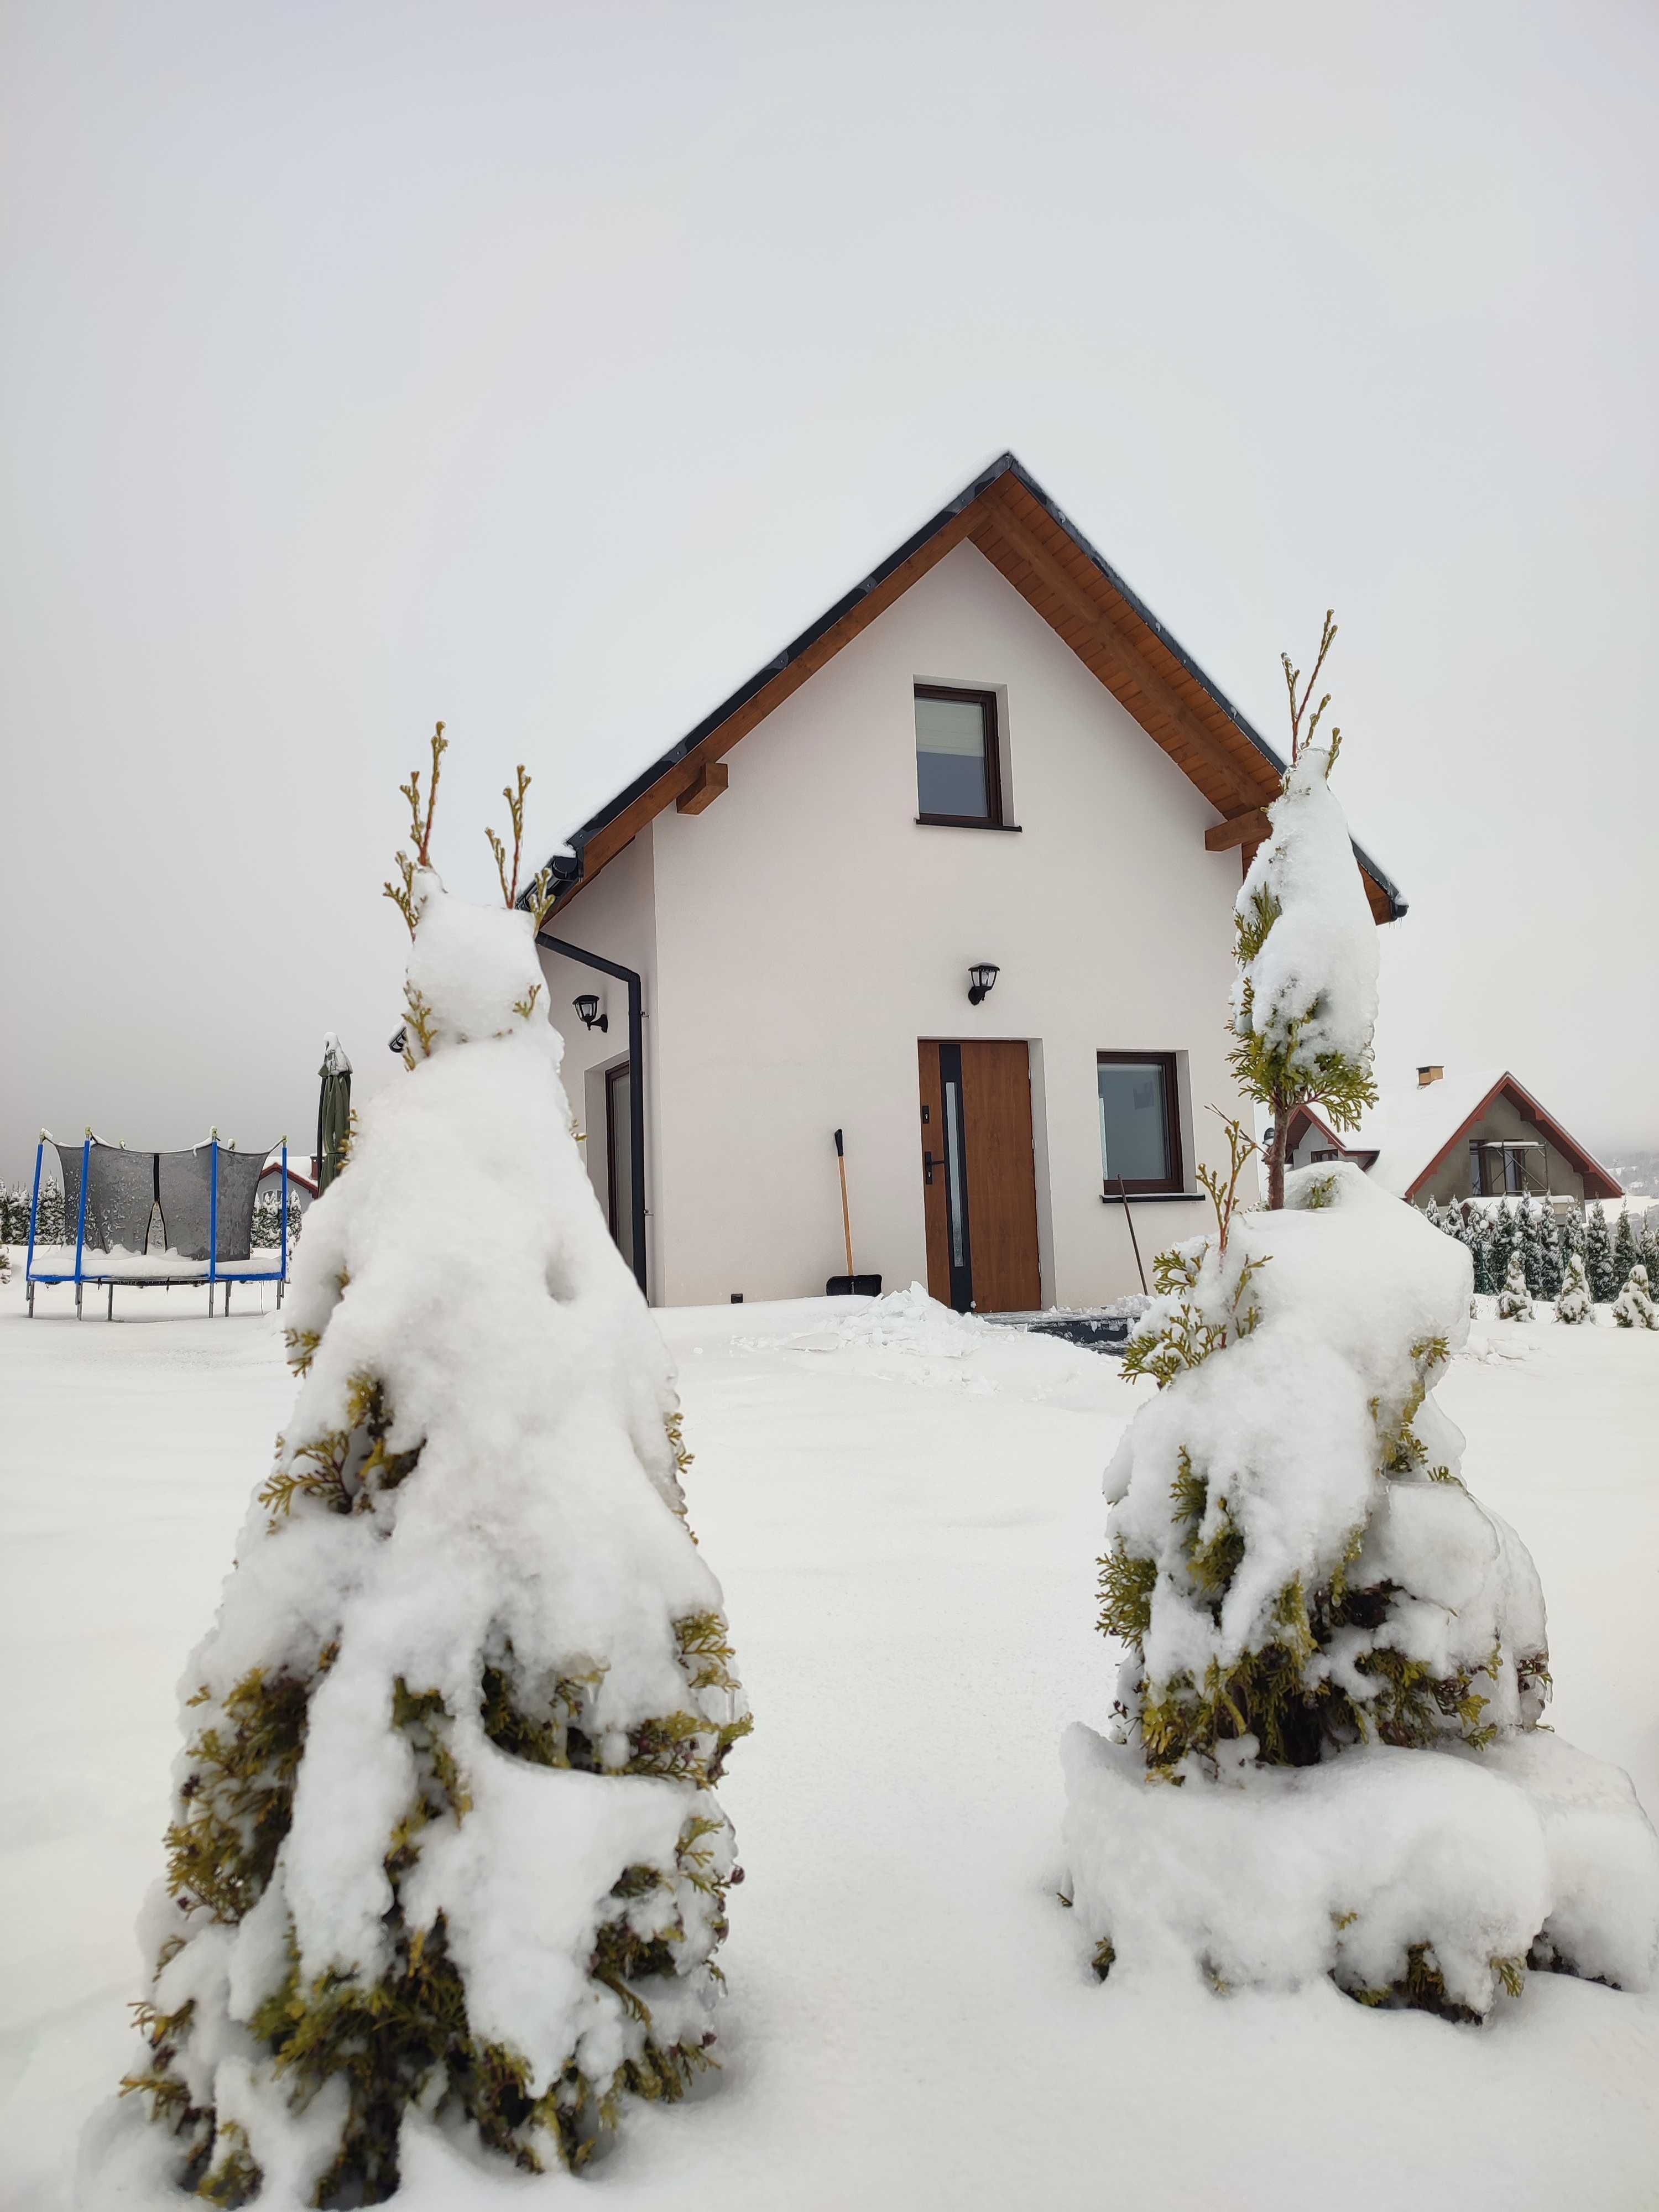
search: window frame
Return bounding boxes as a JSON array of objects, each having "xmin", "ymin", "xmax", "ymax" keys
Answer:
[
  {"xmin": 1096, "ymin": 1050, "xmax": 1184, "ymax": 1196},
  {"xmin": 913, "ymin": 683, "xmax": 1006, "ymax": 829}
]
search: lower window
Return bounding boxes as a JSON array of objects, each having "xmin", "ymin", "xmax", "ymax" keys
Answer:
[{"xmin": 1098, "ymin": 1052, "xmax": 1182, "ymax": 1194}]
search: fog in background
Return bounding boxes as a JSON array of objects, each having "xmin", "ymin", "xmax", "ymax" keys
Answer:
[{"xmin": 4, "ymin": 0, "xmax": 1656, "ymax": 1187}]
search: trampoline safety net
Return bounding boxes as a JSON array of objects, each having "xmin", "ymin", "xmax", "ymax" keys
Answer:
[{"xmin": 54, "ymin": 1141, "xmax": 272, "ymax": 1261}]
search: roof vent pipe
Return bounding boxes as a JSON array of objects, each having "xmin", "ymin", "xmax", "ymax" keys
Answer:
[{"xmin": 1417, "ymin": 1065, "xmax": 1444, "ymax": 1088}]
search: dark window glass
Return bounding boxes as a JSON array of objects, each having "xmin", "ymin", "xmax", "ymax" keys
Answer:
[
  {"xmin": 915, "ymin": 686, "xmax": 999, "ymax": 821},
  {"xmin": 1097, "ymin": 1054, "xmax": 1182, "ymax": 1193},
  {"xmin": 607, "ymin": 1062, "xmax": 634, "ymax": 1269}
]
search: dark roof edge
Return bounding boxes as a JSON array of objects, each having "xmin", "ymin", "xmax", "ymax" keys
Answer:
[{"xmin": 538, "ymin": 448, "xmax": 1407, "ymax": 921}]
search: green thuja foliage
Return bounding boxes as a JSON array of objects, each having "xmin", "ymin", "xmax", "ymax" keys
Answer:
[{"xmin": 1229, "ymin": 615, "xmax": 1378, "ymax": 1209}]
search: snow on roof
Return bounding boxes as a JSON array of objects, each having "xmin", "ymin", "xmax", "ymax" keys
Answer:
[{"xmin": 1352, "ymin": 1069, "xmax": 1507, "ymax": 1198}]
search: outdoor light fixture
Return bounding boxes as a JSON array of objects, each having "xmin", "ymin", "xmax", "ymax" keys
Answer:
[
  {"xmin": 967, "ymin": 962, "xmax": 1000, "ymax": 1005},
  {"xmin": 573, "ymin": 993, "xmax": 608, "ymax": 1033}
]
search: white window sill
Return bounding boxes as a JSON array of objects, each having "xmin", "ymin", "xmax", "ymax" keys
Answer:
[{"xmin": 1100, "ymin": 1190, "xmax": 1202, "ymax": 1203}]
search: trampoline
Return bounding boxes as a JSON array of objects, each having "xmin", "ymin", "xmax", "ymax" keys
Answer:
[{"xmin": 25, "ymin": 1134, "xmax": 290, "ymax": 1318}]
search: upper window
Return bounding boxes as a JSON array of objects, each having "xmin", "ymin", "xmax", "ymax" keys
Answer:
[
  {"xmin": 1098, "ymin": 1052, "xmax": 1183, "ymax": 1194},
  {"xmin": 915, "ymin": 685, "xmax": 1003, "ymax": 825}
]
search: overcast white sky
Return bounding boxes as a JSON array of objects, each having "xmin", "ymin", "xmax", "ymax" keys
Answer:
[{"xmin": 3, "ymin": 0, "xmax": 1655, "ymax": 1184}]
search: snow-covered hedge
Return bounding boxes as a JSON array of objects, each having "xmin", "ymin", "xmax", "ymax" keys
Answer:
[{"xmin": 88, "ymin": 864, "xmax": 750, "ymax": 2205}]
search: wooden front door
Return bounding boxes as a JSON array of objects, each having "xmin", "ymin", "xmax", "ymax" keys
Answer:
[{"xmin": 917, "ymin": 1040, "xmax": 1041, "ymax": 1313}]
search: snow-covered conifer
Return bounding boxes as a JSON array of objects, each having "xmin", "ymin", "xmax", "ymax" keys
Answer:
[
  {"xmin": 1228, "ymin": 617, "xmax": 1377, "ymax": 1209},
  {"xmin": 1554, "ymin": 1252, "xmax": 1594, "ymax": 1326},
  {"xmin": 1064, "ymin": 625, "xmax": 1659, "ymax": 2027},
  {"xmin": 1612, "ymin": 1207, "xmax": 1640, "ymax": 1294},
  {"xmin": 1644, "ymin": 1209, "xmax": 1659, "ymax": 1287},
  {"xmin": 1496, "ymin": 1248, "xmax": 1534, "ymax": 1322},
  {"xmin": 1586, "ymin": 1204, "xmax": 1618, "ymax": 1303},
  {"xmin": 1521, "ymin": 1198, "xmax": 1561, "ymax": 1298},
  {"xmin": 1611, "ymin": 1263, "xmax": 1658, "ymax": 1330},
  {"xmin": 1560, "ymin": 1202, "xmax": 1587, "ymax": 1267},
  {"xmin": 92, "ymin": 733, "xmax": 750, "ymax": 2205}
]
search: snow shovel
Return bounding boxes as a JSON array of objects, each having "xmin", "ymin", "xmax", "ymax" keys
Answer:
[{"xmin": 826, "ymin": 1128, "xmax": 881, "ymax": 1297}]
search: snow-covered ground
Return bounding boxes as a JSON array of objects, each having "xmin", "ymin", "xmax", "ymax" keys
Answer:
[{"xmin": 2, "ymin": 1276, "xmax": 1655, "ymax": 2210}]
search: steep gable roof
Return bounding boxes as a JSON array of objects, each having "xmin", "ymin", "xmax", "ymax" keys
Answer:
[
  {"xmin": 536, "ymin": 452, "xmax": 1406, "ymax": 924},
  {"xmin": 1358, "ymin": 1071, "xmax": 1622, "ymax": 1202}
]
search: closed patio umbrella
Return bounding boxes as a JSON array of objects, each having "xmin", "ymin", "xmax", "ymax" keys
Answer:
[{"xmin": 317, "ymin": 1035, "xmax": 352, "ymax": 1195}]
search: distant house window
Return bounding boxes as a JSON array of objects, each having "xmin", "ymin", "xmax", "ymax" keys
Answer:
[
  {"xmin": 1470, "ymin": 1141, "xmax": 1536, "ymax": 1197},
  {"xmin": 1311, "ymin": 1147, "xmax": 1340, "ymax": 1164},
  {"xmin": 1098, "ymin": 1052, "xmax": 1182, "ymax": 1193},
  {"xmin": 915, "ymin": 685, "xmax": 1003, "ymax": 825}
]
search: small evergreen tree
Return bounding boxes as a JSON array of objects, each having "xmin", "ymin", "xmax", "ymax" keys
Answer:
[
  {"xmin": 1229, "ymin": 615, "xmax": 1378, "ymax": 1209},
  {"xmin": 1531, "ymin": 1212, "xmax": 1557, "ymax": 1292},
  {"xmin": 1613, "ymin": 1207, "xmax": 1640, "ymax": 1295},
  {"xmin": 1554, "ymin": 1252, "xmax": 1594, "ymax": 1326},
  {"xmin": 1643, "ymin": 1209, "xmax": 1659, "ymax": 1287},
  {"xmin": 1489, "ymin": 1202, "xmax": 1519, "ymax": 1297},
  {"xmin": 1496, "ymin": 1248, "xmax": 1534, "ymax": 1322},
  {"xmin": 1063, "ymin": 625, "xmax": 1659, "ymax": 2028},
  {"xmin": 1560, "ymin": 1202, "xmax": 1588, "ymax": 1269},
  {"xmin": 1611, "ymin": 1263, "xmax": 1658, "ymax": 1330},
  {"xmin": 97, "ymin": 733, "xmax": 751, "ymax": 2204},
  {"xmin": 1528, "ymin": 1200, "xmax": 1563, "ymax": 1298},
  {"xmin": 1586, "ymin": 1204, "xmax": 1618, "ymax": 1302}
]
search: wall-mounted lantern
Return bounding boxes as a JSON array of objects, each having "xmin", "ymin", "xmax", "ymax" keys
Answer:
[
  {"xmin": 967, "ymin": 962, "xmax": 1000, "ymax": 1006},
  {"xmin": 573, "ymin": 993, "xmax": 608, "ymax": 1034}
]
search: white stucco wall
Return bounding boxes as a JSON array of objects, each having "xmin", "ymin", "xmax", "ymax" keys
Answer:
[
  {"xmin": 536, "ymin": 829, "xmax": 661, "ymax": 1288},
  {"xmin": 559, "ymin": 540, "xmax": 1255, "ymax": 1307}
]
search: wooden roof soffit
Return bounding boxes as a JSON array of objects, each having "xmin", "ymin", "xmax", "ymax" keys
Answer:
[{"xmin": 968, "ymin": 484, "xmax": 1263, "ymax": 813}]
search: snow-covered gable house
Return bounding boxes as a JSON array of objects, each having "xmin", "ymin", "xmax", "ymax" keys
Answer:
[
  {"xmin": 534, "ymin": 452, "xmax": 1405, "ymax": 1310},
  {"xmin": 1284, "ymin": 1067, "xmax": 1622, "ymax": 1211}
]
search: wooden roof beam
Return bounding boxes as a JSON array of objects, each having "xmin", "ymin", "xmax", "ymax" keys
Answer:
[
  {"xmin": 973, "ymin": 489, "xmax": 1262, "ymax": 810},
  {"xmin": 1204, "ymin": 807, "xmax": 1272, "ymax": 851},
  {"xmin": 676, "ymin": 761, "xmax": 728, "ymax": 814}
]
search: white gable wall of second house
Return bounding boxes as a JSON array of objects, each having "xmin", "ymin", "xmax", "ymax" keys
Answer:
[{"xmin": 628, "ymin": 538, "xmax": 1251, "ymax": 1307}]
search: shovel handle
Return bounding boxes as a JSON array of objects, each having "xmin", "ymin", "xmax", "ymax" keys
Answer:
[{"xmin": 834, "ymin": 1129, "xmax": 854, "ymax": 1275}]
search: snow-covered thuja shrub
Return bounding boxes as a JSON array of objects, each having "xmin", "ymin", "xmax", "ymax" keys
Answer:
[
  {"xmin": 1554, "ymin": 1252, "xmax": 1594, "ymax": 1326},
  {"xmin": 1611, "ymin": 1263, "xmax": 1658, "ymax": 1329},
  {"xmin": 1065, "ymin": 650, "xmax": 1659, "ymax": 2023},
  {"xmin": 1071, "ymin": 1158, "xmax": 1659, "ymax": 2018},
  {"xmin": 93, "ymin": 737, "xmax": 750, "ymax": 2207},
  {"xmin": 1495, "ymin": 1249, "xmax": 1534, "ymax": 1322}
]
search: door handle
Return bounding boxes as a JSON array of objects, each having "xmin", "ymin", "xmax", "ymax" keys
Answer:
[{"xmin": 924, "ymin": 1151, "xmax": 936, "ymax": 1185}]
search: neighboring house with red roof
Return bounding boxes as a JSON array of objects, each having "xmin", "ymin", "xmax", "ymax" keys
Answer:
[
  {"xmin": 1284, "ymin": 1068, "xmax": 1621, "ymax": 1210},
  {"xmin": 258, "ymin": 1153, "xmax": 320, "ymax": 1208}
]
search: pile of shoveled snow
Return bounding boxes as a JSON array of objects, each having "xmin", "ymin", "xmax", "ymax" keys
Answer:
[{"xmin": 739, "ymin": 1283, "xmax": 1129, "ymax": 1410}]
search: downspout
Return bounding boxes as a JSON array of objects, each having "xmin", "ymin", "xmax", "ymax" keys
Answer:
[{"xmin": 535, "ymin": 930, "xmax": 648, "ymax": 1302}]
